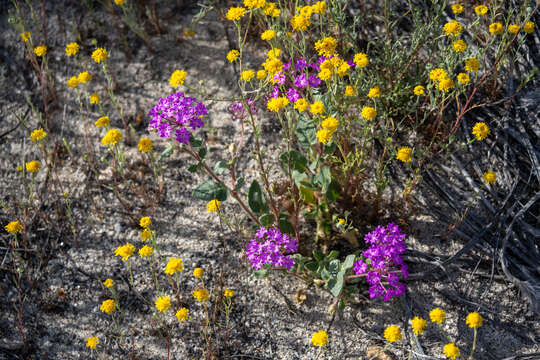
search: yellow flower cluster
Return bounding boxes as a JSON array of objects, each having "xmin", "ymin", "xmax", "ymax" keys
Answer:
[
  {"xmin": 443, "ymin": 343, "xmax": 460, "ymax": 360},
  {"xmin": 99, "ymin": 299, "xmax": 115, "ymax": 314},
  {"xmin": 457, "ymin": 72, "xmax": 469, "ymax": 84},
  {"xmin": 169, "ymin": 70, "xmax": 187, "ymax": 87},
  {"xmin": 483, "ymin": 171, "xmax": 496, "ymax": 185},
  {"xmin": 138, "ymin": 245, "xmax": 154, "ymax": 258},
  {"xmin": 472, "ymin": 122, "xmax": 490, "ymax": 140},
  {"xmin": 310, "ymin": 330, "xmax": 328, "ymax": 347},
  {"xmin": 414, "ymin": 85, "xmax": 425, "ymax": 95},
  {"xmin": 20, "ymin": 32, "xmax": 30, "ymax": 43},
  {"xmin": 474, "ymin": 5, "xmax": 488, "ymax": 16},
  {"xmin": 90, "ymin": 93, "xmax": 100, "ymax": 104},
  {"xmin": 489, "ymin": 22, "xmax": 504, "ymax": 35},
  {"xmin": 384, "ymin": 325, "xmax": 402, "ymax": 343},
  {"xmin": 5, "ymin": 221, "xmax": 23, "ymax": 234},
  {"xmin": 94, "ymin": 116, "xmax": 110, "ymax": 128},
  {"xmin": 227, "ymin": 49, "xmax": 240, "ymax": 63},
  {"xmin": 443, "ymin": 20, "xmax": 463, "ymax": 36},
  {"xmin": 344, "ymin": 85, "xmax": 355, "ymax": 97},
  {"xmin": 361, "ymin": 106, "xmax": 377, "ymax": 120},
  {"xmin": 193, "ymin": 288, "xmax": 209, "ymax": 302},
  {"xmin": 101, "ymin": 128, "xmax": 123, "ymax": 146},
  {"xmin": 137, "ymin": 137, "xmax": 153, "ymax": 152},
  {"xmin": 91, "ymin": 48, "xmax": 108, "ymax": 63},
  {"xmin": 368, "ymin": 86, "xmax": 381, "ymax": 98},
  {"xmin": 223, "ymin": 289, "xmax": 235, "ymax": 297},
  {"xmin": 263, "ymin": 2, "xmax": 280, "ymax": 17},
  {"xmin": 429, "ymin": 307, "xmax": 446, "ymax": 324},
  {"xmin": 155, "ymin": 296, "xmax": 171, "ymax": 312},
  {"xmin": 267, "ymin": 97, "xmax": 289, "ymax": 112},
  {"xmin": 176, "ymin": 307, "xmax": 189, "ymax": 322},
  {"xmin": 294, "ymin": 98, "xmax": 309, "ymax": 112},
  {"xmin": 26, "ymin": 160, "xmax": 41, "ymax": 173},
  {"xmin": 103, "ymin": 278, "xmax": 114, "ymax": 288},
  {"xmin": 165, "ymin": 257, "xmax": 184, "ymax": 275},
  {"xmin": 244, "ymin": 0, "xmax": 266, "ymax": 9},
  {"xmin": 317, "ymin": 116, "xmax": 339, "ymax": 144},
  {"xmin": 77, "ymin": 71, "xmax": 92, "ymax": 83},
  {"xmin": 65, "ymin": 42, "xmax": 79, "ymax": 56},
  {"xmin": 226, "ymin": 7, "xmax": 246, "ymax": 21},
  {"xmin": 34, "ymin": 45, "xmax": 47, "ymax": 57},
  {"xmin": 411, "ymin": 316, "xmax": 427, "ymax": 335},
  {"xmin": 429, "ymin": 68, "xmax": 454, "ymax": 92},
  {"xmin": 193, "ymin": 267, "xmax": 204, "ymax": 278},
  {"xmin": 86, "ymin": 336, "xmax": 99, "ymax": 349},
  {"xmin": 464, "ymin": 58, "xmax": 480, "ymax": 72},
  {"xmin": 353, "ymin": 52, "xmax": 369, "ymax": 68},
  {"xmin": 451, "ymin": 4, "xmax": 463, "ymax": 15},
  {"xmin": 206, "ymin": 199, "xmax": 221, "ymax": 213},
  {"xmin": 242, "ymin": 69, "xmax": 255, "ymax": 82},
  {"xmin": 67, "ymin": 76, "xmax": 79, "ymax": 88},
  {"xmin": 318, "ymin": 56, "xmax": 350, "ymax": 80},
  {"xmin": 396, "ymin": 146, "xmax": 412, "ymax": 163},
  {"xmin": 30, "ymin": 128, "xmax": 47, "ymax": 142},
  {"xmin": 314, "ymin": 37, "xmax": 337, "ymax": 57},
  {"xmin": 452, "ymin": 39, "xmax": 467, "ymax": 52},
  {"xmin": 140, "ymin": 216, "xmax": 151, "ymax": 228},
  {"xmin": 466, "ymin": 312, "xmax": 483, "ymax": 328},
  {"xmin": 114, "ymin": 242, "xmax": 135, "ymax": 261},
  {"xmin": 261, "ymin": 29, "xmax": 276, "ymax": 41}
]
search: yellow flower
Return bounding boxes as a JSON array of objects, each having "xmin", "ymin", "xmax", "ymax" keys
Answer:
[
  {"xmin": 451, "ymin": 4, "xmax": 463, "ymax": 15},
  {"xmin": 242, "ymin": 69, "xmax": 255, "ymax": 82},
  {"xmin": 443, "ymin": 20, "xmax": 463, "ymax": 36},
  {"xmin": 99, "ymin": 299, "xmax": 115, "ymax": 314},
  {"xmin": 16, "ymin": 165, "xmax": 23, "ymax": 172},
  {"xmin": 508, "ymin": 24, "xmax": 520, "ymax": 34},
  {"xmin": 176, "ymin": 307, "xmax": 189, "ymax": 322},
  {"xmin": 207, "ymin": 199, "xmax": 221, "ymax": 213},
  {"xmin": 114, "ymin": 242, "xmax": 135, "ymax": 261},
  {"xmin": 353, "ymin": 52, "xmax": 369, "ymax": 68},
  {"xmin": 138, "ymin": 245, "xmax": 154, "ymax": 258},
  {"xmin": 466, "ymin": 312, "xmax": 483, "ymax": 328},
  {"xmin": 472, "ymin": 122, "xmax": 490, "ymax": 140},
  {"xmin": 165, "ymin": 257, "xmax": 184, "ymax": 275},
  {"xmin": 318, "ymin": 68, "xmax": 332, "ymax": 81},
  {"xmin": 429, "ymin": 68, "xmax": 448, "ymax": 82},
  {"xmin": 184, "ymin": 28, "xmax": 195, "ymax": 37},
  {"xmin": 309, "ymin": 101, "xmax": 325, "ymax": 115},
  {"xmin": 20, "ymin": 32, "xmax": 30, "ymax": 43},
  {"xmin": 429, "ymin": 307, "xmax": 446, "ymax": 324},
  {"xmin": 193, "ymin": 288, "xmax": 209, "ymax": 302},
  {"xmin": 489, "ymin": 22, "xmax": 504, "ymax": 35},
  {"xmin": 5, "ymin": 221, "xmax": 23, "ymax": 234},
  {"xmin": 312, "ymin": 1, "xmax": 327, "ymax": 14},
  {"xmin": 140, "ymin": 216, "xmax": 151, "ymax": 228},
  {"xmin": 170, "ymin": 70, "xmax": 187, "ymax": 87},
  {"xmin": 262, "ymin": 57, "xmax": 283, "ymax": 75},
  {"xmin": 155, "ymin": 296, "xmax": 171, "ymax": 312},
  {"xmin": 344, "ymin": 85, "xmax": 355, "ymax": 97},
  {"xmin": 86, "ymin": 336, "xmax": 99, "ymax": 349},
  {"xmin": 244, "ymin": 0, "xmax": 266, "ymax": 9},
  {"xmin": 438, "ymin": 78, "xmax": 455, "ymax": 92},
  {"xmin": 77, "ymin": 71, "xmax": 92, "ymax": 83},
  {"xmin": 310, "ymin": 330, "xmax": 328, "ymax": 347},
  {"xmin": 411, "ymin": 316, "xmax": 427, "ymax": 335},
  {"xmin": 94, "ymin": 116, "xmax": 110, "ymax": 128},
  {"xmin": 90, "ymin": 93, "xmax": 100, "ymax": 104},
  {"xmin": 523, "ymin": 21, "xmax": 535, "ymax": 34},
  {"xmin": 65, "ymin": 42, "xmax": 79, "ymax": 56},
  {"xmin": 261, "ymin": 29, "xmax": 276, "ymax": 41},
  {"xmin": 226, "ymin": 49, "xmax": 240, "ymax": 63},
  {"xmin": 26, "ymin": 160, "xmax": 41, "ymax": 173},
  {"xmin": 34, "ymin": 45, "xmax": 47, "ymax": 57},
  {"xmin": 452, "ymin": 39, "xmax": 467, "ymax": 52},
  {"xmin": 314, "ymin": 37, "xmax": 337, "ymax": 57},
  {"xmin": 482, "ymin": 171, "xmax": 496, "ymax": 185},
  {"xmin": 384, "ymin": 325, "xmax": 402, "ymax": 343},
  {"xmin": 414, "ymin": 85, "xmax": 425, "ymax": 95},
  {"xmin": 337, "ymin": 218, "xmax": 345, "ymax": 225},
  {"xmin": 114, "ymin": 0, "xmax": 125, "ymax": 5},
  {"xmin": 30, "ymin": 128, "xmax": 47, "ymax": 142},
  {"xmin": 193, "ymin": 267, "xmax": 204, "ymax": 278},
  {"xmin": 141, "ymin": 228, "xmax": 152, "ymax": 241},
  {"xmin": 267, "ymin": 97, "xmax": 289, "ymax": 112},
  {"xmin": 91, "ymin": 48, "xmax": 108, "ymax": 63},
  {"xmin": 103, "ymin": 279, "xmax": 114, "ymax": 288},
  {"xmin": 256, "ymin": 69, "xmax": 267, "ymax": 79},
  {"xmin": 465, "ymin": 58, "xmax": 480, "ymax": 72},
  {"xmin": 368, "ymin": 86, "xmax": 381, "ymax": 98},
  {"xmin": 101, "ymin": 128, "xmax": 123, "ymax": 146},
  {"xmin": 474, "ymin": 5, "xmax": 488, "ymax": 16},
  {"xmin": 396, "ymin": 146, "xmax": 412, "ymax": 163},
  {"xmin": 457, "ymin": 73, "xmax": 470, "ymax": 84},
  {"xmin": 263, "ymin": 2, "xmax": 280, "ymax": 17},
  {"xmin": 316, "ymin": 129, "xmax": 332, "ymax": 144},
  {"xmin": 443, "ymin": 343, "xmax": 460, "ymax": 360},
  {"xmin": 291, "ymin": 15, "xmax": 310, "ymax": 31},
  {"xmin": 361, "ymin": 106, "xmax": 376, "ymax": 120},
  {"xmin": 67, "ymin": 76, "xmax": 79, "ymax": 88},
  {"xmin": 321, "ymin": 117, "xmax": 339, "ymax": 132},
  {"xmin": 294, "ymin": 98, "xmax": 309, "ymax": 112},
  {"xmin": 299, "ymin": 5, "xmax": 313, "ymax": 18},
  {"xmin": 224, "ymin": 289, "xmax": 235, "ymax": 297},
  {"xmin": 138, "ymin": 137, "xmax": 153, "ymax": 153},
  {"xmin": 226, "ymin": 7, "xmax": 246, "ymax": 21}
]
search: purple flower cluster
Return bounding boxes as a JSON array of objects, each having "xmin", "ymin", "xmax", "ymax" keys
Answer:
[
  {"xmin": 353, "ymin": 223, "xmax": 408, "ymax": 301},
  {"xmin": 229, "ymin": 99, "xmax": 257, "ymax": 120},
  {"xmin": 246, "ymin": 227, "xmax": 298, "ymax": 270},
  {"xmin": 270, "ymin": 58, "xmax": 322, "ymax": 101},
  {"xmin": 148, "ymin": 91, "xmax": 208, "ymax": 144}
]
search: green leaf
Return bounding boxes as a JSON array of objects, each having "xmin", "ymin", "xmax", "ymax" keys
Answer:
[
  {"xmin": 320, "ymin": 268, "xmax": 331, "ymax": 281},
  {"xmin": 158, "ymin": 143, "xmax": 174, "ymax": 161},
  {"xmin": 187, "ymin": 164, "xmax": 200, "ymax": 173},
  {"xmin": 253, "ymin": 269, "xmax": 268, "ymax": 279},
  {"xmin": 213, "ymin": 161, "xmax": 228, "ymax": 175},
  {"xmin": 297, "ymin": 115, "xmax": 317, "ymax": 149},
  {"xmin": 198, "ymin": 147, "xmax": 207, "ymax": 159},
  {"xmin": 305, "ymin": 262, "xmax": 319, "ymax": 272},
  {"xmin": 234, "ymin": 177, "xmax": 245, "ymax": 192},
  {"xmin": 299, "ymin": 186, "xmax": 315, "ymax": 204},
  {"xmin": 326, "ymin": 250, "xmax": 339, "ymax": 261},
  {"xmin": 312, "ymin": 250, "xmax": 324, "ymax": 262},
  {"xmin": 280, "ymin": 150, "xmax": 308, "ymax": 173},
  {"xmin": 259, "ymin": 213, "xmax": 275, "ymax": 227},
  {"xmin": 248, "ymin": 180, "xmax": 267, "ymax": 214},
  {"xmin": 192, "ymin": 180, "xmax": 228, "ymax": 201},
  {"xmin": 327, "ymin": 272, "xmax": 344, "ymax": 297},
  {"xmin": 341, "ymin": 254, "xmax": 356, "ymax": 272},
  {"xmin": 278, "ymin": 213, "xmax": 294, "ymax": 235},
  {"xmin": 189, "ymin": 136, "xmax": 203, "ymax": 148},
  {"xmin": 325, "ymin": 179, "xmax": 341, "ymax": 202},
  {"xmin": 328, "ymin": 259, "xmax": 340, "ymax": 277}
]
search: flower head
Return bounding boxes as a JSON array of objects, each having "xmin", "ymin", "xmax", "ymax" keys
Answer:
[
  {"xmin": 244, "ymin": 0, "xmax": 266, "ymax": 9},
  {"xmin": 429, "ymin": 68, "xmax": 448, "ymax": 82},
  {"xmin": 452, "ymin": 39, "xmax": 467, "ymax": 52},
  {"xmin": 523, "ymin": 21, "xmax": 535, "ymax": 34},
  {"xmin": 67, "ymin": 76, "xmax": 79, "ymax": 88},
  {"xmin": 65, "ymin": 42, "xmax": 79, "ymax": 56},
  {"xmin": 170, "ymin": 70, "xmax": 187, "ymax": 87},
  {"xmin": 138, "ymin": 245, "xmax": 154, "ymax": 258},
  {"xmin": 321, "ymin": 117, "xmax": 339, "ymax": 132},
  {"xmin": 429, "ymin": 307, "xmax": 446, "ymax": 324},
  {"xmin": 361, "ymin": 106, "xmax": 377, "ymax": 120},
  {"xmin": 224, "ymin": 289, "xmax": 235, "ymax": 297},
  {"xmin": 256, "ymin": 69, "xmax": 267, "ymax": 79},
  {"xmin": 26, "ymin": 160, "xmax": 41, "ymax": 173},
  {"xmin": 310, "ymin": 330, "xmax": 328, "ymax": 347},
  {"xmin": 176, "ymin": 307, "xmax": 189, "ymax": 322},
  {"xmin": 140, "ymin": 217, "xmax": 151, "ymax": 228},
  {"xmin": 482, "ymin": 171, "xmax": 496, "ymax": 185},
  {"xmin": 396, "ymin": 146, "xmax": 412, "ymax": 163},
  {"xmin": 34, "ymin": 45, "xmax": 47, "ymax": 57},
  {"xmin": 472, "ymin": 122, "xmax": 490, "ymax": 140},
  {"xmin": 345, "ymin": 85, "xmax": 355, "ymax": 97},
  {"xmin": 309, "ymin": 101, "xmax": 325, "ymax": 115},
  {"xmin": 465, "ymin": 58, "xmax": 480, "ymax": 72},
  {"xmin": 291, "ymin": 15, "xmax": 310, "ymax": 31},
  {"xmin": 20, "ymin": 32, "xmax": 30, "ymax": 42},
  {"xmin": 227, "ymin": 49, "xmax": 240, "ymax": 63},
  {"xmin": 91, "ymin": 48, "xmax": 108, "ymax": 63},
  {"xmin": 94, "ymin": 116, "xmax": 110, "ymax": 128},
  {"xmin": 137, "ymin": 137, "xmax": 153, "ymax": 153},
  {"xmin": 103, "ymin": 279, "xmax": 114, "ymax": 288},
  {"xmin": 314, "ymin": 37, "xmax": 337, "ymax": 57},
  {"xmin": 242, "ymin": 69, "xmax": 255, "ymax": 82},
  {"xmin": 368, "ymin": 86, "xmax": 381, "ymax": 98},
  {"xmin": 141, "ymin": 228, "xmax": 152, "ymax": 241},
  {"xmin": 443, "ymin": 20, "xmax": 463, "ymax": 36},
  {"xmin": 466, "ymin": 312, "xmax": 483, "ymax": 328},
  {"xmin": 86, "ymin": 336, "xmax": 99, "ymax": 349},
  {"xmin": 261, "ymin": 29, "xmax": 276, "ymax": 41},
  {"xmin": 457, "ymin": 73, "xmax": 470, "ymax": 84},
  {"xmin": 165, "ymin": 257, "xmax": 184, "ymax": 275},
  {"xmin": 443, "ymin": 343, "xmax": 460, "ymax": 360},
  {"xmin": 414, "ymin": 85, "xmax": 425, "ymax": 95},
  {"xmin": 193, "ymin": 288, "xmax": 210, "ymax": 302},
  {"xmin": 90, "ymin": 93, "xmax": 100, "ymax": 104},
  {"xmin": 114, "ymin": 0, "xmax": 125, "ymax": 5},
  {"xmin": 353, "ymin": 53, "xmax": 369, "ymax": 68},
  {"xmin": 101, "ymin": 129, "xmax": 122, "ymax": 146},
  {"xmin": 438, "ymin": 78, "xmax": 455, "ymax": 92},
  {"xmin": 294, "ymin": 98, "xmax": 309, "ymax": 112},
  {"xmin": 99, "ymin": 299, "xmax": 115, "ymax": 314},
  {"xmin": 411, "ymin": 316, "xmax": 427, "ymax": 335},
  {"xmin": 5, "ymin": 221, "xmax": 23, "ymax": 234},
  {"xmin": 384, "ymin": 325, "xmax": 402, "ymax": 343},
  {"xmin": 226, "ymin": 7, "xmax": 246, "ymax": 21},
  {"xmin": 207, "ymin": 199, "xmax": 221, "ymax": 213},
  {"xmin": 30, "ymin": 128, "xmax": 47, "ymax": 142},
  {"xmin": 489, "ymin": 22, "xmax": 504, "ymax": 35},
  {"xmin": 312, "ymin": 1, "xmax": 327, "ymax": 14},
  {"xmin": 155, "ymin": 296, "xmax": 171, "ymax": 312},
  {"xmin": 245, "ymin": 227, "xmax": 298, "ymax": 270},
  {"xmin": 474, "ymin": 5, "xmax": 488, "ymax": 16},
  {"xmin": 267, "ymin": 97, "xmax": 289, "ymax": 112},
  {"xmin": 114, "ymin": 242, "xmax": 135, "ymax": 261},
  {"xmin": 77, "ymin": 71, "xmax": 92, "ymax": 83},
  {"xmin": 317, "ymin": 129, "xmax": 332, "ymax": 144},
  {"xmin": 508, "ymin": 24, "xmax": 520, "ymax": 34},
  {"xmin": 193, "ymin": 267, "xmax": 204, "ymax": 278},
  {"xmin": 451, "ymin": 4, "xmax": 464, "ymax": 15}
]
